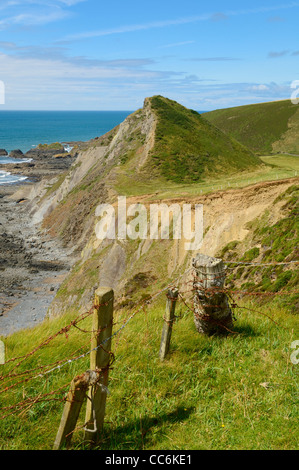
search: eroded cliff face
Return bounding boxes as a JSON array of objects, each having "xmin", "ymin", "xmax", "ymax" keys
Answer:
[
  {"xmin": 6, "ymin": 99, "xmax": 158, "ymax": 317},
  {"xmin": 46, "ymin": 178, "xmax": 296, "ymax": 319},
  {"xmin": 23, "ymin": 99, "xmax": 156, "ymax": 246},
  {"xmin": 10, "ymin": 98, "xmax": 296, "ymax": 320}
]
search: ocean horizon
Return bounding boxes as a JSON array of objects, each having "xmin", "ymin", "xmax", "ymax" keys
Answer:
[
  {"xmin": 0, "ymin": 110, "xmax": 134, "ymax": 155},
  {"xmin": 0, "ymin": 109, "xmax": 207, "ymax": 185},
  {"xmin": 0, "ymin": 110, "xmax": 133, "ymax": 185}
]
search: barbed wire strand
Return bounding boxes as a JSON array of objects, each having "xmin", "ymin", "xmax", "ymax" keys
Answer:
[{"xmin": 0, "ymin": 261, "xmax": 297, "ymax": 420}]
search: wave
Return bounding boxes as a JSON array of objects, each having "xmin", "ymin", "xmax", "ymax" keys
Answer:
[
  {"xmin": 17, "ymin": 158, "xmax": 33, "ymax": 163},
  {"xmin": 0, "ymin": 157, "xmax": 33, "ymax": 164},
  {"xmin": 0, "ymin": 170, "xmax": 11, "ymax": 177},
  {"xmin": 0, "ymin": 170, "xmax": 28, "ymax": 185}
]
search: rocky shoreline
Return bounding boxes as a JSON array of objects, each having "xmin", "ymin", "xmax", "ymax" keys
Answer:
[
  {"xmin": 0, "ymin": 142, "xmax": 81, "ymax": 182},
  {"xmin": 0, "ymin": 145, "xmax": 79, "ymax": 337}
]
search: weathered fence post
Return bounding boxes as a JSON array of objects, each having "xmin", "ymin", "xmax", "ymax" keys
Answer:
[
  {"xmin": 192, "ymin": 254, "xmax": 233, "ymax": 335},
  {"xmin": 53, "ymin": 371, "xmax": 94, "ymax": 450},
  {"xmin": 159, "ymin": 287, "xmax": 179, "ymax": 360},
  {"xmin": 84, "ymin": 287, "xmax": 114, "ymax": 445}
]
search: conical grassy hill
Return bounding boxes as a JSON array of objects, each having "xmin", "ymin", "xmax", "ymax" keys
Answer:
[{"xmin": 142, "ymin": 96, "xmax": 262, "ymax": 183}]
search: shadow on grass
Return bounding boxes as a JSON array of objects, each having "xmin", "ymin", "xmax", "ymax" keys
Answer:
[
  {"xmin": 98, "ymin": 406, "xmax": 195, "ymax": 450},
  {"xmin": 232, "ymin": 323, "xmax": 260, "ymax": 337}
]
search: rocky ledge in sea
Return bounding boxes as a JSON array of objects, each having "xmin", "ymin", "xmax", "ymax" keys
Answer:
[{"xmin": 0, "ymin": 141, "xmax": 83, "ymax": 182}]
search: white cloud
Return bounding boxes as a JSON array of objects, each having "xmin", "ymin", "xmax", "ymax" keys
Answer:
[
  {"xmin": 158, "ymin": 41, "xmax": 195, "ymax": 49},
  {"xmin": 0, "ymin": 0, "xmax": 86, "ymax": 27},
  {"xmin": 60, "ymin": 2, "xmax": 299, "ymax": 42},
  {"xmin": 0, "ymin": 49, "xmax": 180, "ymax": 109},
  {"xmin": 268, "ymin": 50, "xmax": 290, "ymax": 58},
  {"xmin": 0, "ymin": 11, "xmax": 68, "ymax": 27},
  {"xmin": 251, "ymin": 84, "xmax": 270, "ymax": 91},
  {"xmin": 0, "ymin": 46, "xmax": 291, "ymax": 110}
]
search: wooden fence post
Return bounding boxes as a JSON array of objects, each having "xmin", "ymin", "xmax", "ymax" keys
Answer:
[
  {"xmin": 84, "ymin": 287, "xmax": 114, "ymax": 445},
  {"xmin": 53, "ymin": 371, "xmax": 94, "ymax": 450},
  {"xmin": 192, "ymin": 254, "xmax": 233, "ymax": 335},
  {"xmin": 159, "ymin": 287, "xmax": 179, "ymax": 361}
]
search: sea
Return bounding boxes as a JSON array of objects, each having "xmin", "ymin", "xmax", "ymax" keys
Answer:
[
  {"xmin": 0, "ymin": 110, "xmax": 132, "ymax": 185},
  {"xmin": 0, "ymin": 109, "xmax": 207, "ymax": 185}
]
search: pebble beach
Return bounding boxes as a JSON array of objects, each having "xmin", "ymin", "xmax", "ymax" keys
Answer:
[{"xmin": 0, "ymin": 153, "xmax": 75, "ymax": 337}]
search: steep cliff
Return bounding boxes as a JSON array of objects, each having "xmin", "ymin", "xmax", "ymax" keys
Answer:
[{"xmin": 19, "ymin": 96, "xmax": 281, "ymax": 318}]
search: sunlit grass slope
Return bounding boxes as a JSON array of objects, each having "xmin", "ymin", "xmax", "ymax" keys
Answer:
[
  {"xmin": 204, "ymin": 100, "xmax": 299, "ymax": 155},
  {"xmin": 145, "ymin": 96, "xmax": 262, "ymax": 183},
  {"xmin": 0, "ymin": 298, "xmax": 298, "ymax": 450}
]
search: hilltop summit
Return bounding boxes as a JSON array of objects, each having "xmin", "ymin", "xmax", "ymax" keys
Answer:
[{"xmin": 145, "ymin": 95, "xmax": 261, "ymax": 183}]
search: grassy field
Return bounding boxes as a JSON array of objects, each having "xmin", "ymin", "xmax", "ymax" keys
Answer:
[
  {"xmin": 115, "ymin": 154, "xmax": 299, "ymax": 199},
  {"xmin": 0, "ymin": 295, "xmax": 298, "ymax": 450},
  {"xmin": 261, "ymin": 154, "xmax": 299, "ymax": 172}
]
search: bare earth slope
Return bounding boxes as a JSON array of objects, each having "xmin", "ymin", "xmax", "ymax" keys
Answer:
[{"xmin": 45, "ymin": 176, "xmax": 297, "ymax": 318}]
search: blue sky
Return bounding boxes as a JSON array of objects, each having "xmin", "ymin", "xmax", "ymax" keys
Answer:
[{"xmin": 0, "ymin": 0, "xmax": 299, "ymax": 110}]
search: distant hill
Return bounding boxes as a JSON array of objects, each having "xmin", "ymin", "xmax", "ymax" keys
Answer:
[{"xmin": 203, "ymin": 99, "xmax": 299, "ymax": 155}]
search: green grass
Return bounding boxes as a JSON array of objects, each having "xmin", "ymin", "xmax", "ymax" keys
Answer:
[
  {"xmin": 261, "ymin": 154, "xmax": 299, "ymax": 173},
  {"xmin": 204, "ymin": 100, "xmax": 299, "ymax": 155},
  {"xmin": 115, "ymin": 154, "xmax": 299, "ymax": 199},
  {"xmin": 0, "ymin": 297, "xmax": 298, "ymax": 450},
  {"xmin": 37, "ymin": 143, "xmax": 65, "ymax": 151},
  {"xmin": 144, "ymin": 96, "xmax": 261, "ymax": 184}
]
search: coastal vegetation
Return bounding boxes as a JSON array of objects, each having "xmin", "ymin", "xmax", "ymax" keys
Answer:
[
  {"xmin": 218, "ymin": 185, "xmax": 299, "ymax": 313},
  {"xmin": 0, "ymin": 298, "xmax": 297, "ymax": 450},
  {"xmin": 146, "ymin": 96, "xmax": 261, "ymax": 183},
  {"xmin": 204, "ymin": 99, "xmax": 299, "ymax": 155},
  {"xmin": 0, "ymin": 96, "xmax": 298, "ymax": 451}
]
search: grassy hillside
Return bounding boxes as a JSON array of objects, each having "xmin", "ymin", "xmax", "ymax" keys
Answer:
[
  {"xmin": 40, "ymin": 96, "xmax": 264, "ymax": 248},
  {"xmin": 146, "ymin": 96, "xmax": 262, "ymax": 183},
  {"xmin": 0, "ymin": 296, "xmax": 298, "ymax": 450},
  {"xmin": 1, "ymin": 168, "xmax": 298, "ymax": 451},
  {"xmin": 204, "ymin": 100, "xmax": 299, "ymax": 155},
  {"xmin": 115, "ymin": 153, "xmax": 299, "ymax": 198}
]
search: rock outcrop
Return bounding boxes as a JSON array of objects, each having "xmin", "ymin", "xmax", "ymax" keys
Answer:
[{"xmin": 9, "ymin": 149, "xmax": 24, "ymax": 158}]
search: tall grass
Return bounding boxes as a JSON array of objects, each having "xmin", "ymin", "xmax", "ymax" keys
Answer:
[{"xmin": 0, "ymin": 297, "xmax": 298, "ymax": 450}]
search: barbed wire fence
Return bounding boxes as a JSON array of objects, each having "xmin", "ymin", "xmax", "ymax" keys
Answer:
[{"xmin": 0, "ymin": 257, "xmax": 297, "ymax": 447}]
